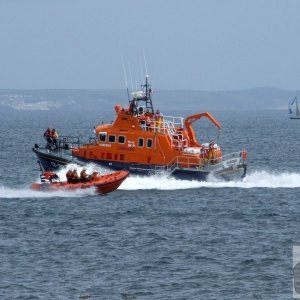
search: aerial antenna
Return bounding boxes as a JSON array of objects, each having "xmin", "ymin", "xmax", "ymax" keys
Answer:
[
  {"xmin": 121, "ymin": 56, "xmax": 128, "ymax": 88},
  {"xmin": 121, "ymin": 56, "xmax": 130, "ymax": 101},
  {"xmin": 128, "ymin": 62, "xmax": 134, "ymax": 92},
  {"xmin": 139, "ymin": 62, "xmax": 144, "ymax": 84},
  {"xmin": 143, "ymin": 49, "xmax": 148, "ymax": 77}
]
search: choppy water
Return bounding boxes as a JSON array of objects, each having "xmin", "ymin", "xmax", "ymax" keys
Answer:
[{"xmin": 0, "ymin": 106, "xmax": 299, "ymax": 299}]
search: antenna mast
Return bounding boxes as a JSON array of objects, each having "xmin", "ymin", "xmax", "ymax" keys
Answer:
[
  {"xmin": 141, "ymin": 75, "xmax": 154, "ymax": 113},
  {"xmin": 122, "ymin": 57, "xmax": 130, "ymax": 101}
]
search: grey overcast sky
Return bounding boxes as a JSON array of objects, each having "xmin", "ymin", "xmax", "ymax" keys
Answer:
[{"xmin": 0, "ymin": 0, "xmax": 299, "ymax": 90}]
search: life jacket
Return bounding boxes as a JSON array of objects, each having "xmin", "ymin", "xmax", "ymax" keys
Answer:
[
  {"xmin": 145, "ymin": 116, "xmax": 151, "ymax": 125},
  {"xmin": 44, "ymin": 129, "xmax": 51, "ymax": 138},
  {"xmin": 201, "ymin": 148, "xmax": 208, "ymax": 158},
  {"xmin": 66, "ymin": 170, "xmax": 73, "ymax": 182},
  {"xmin": 80, "ymin": 170, "xmax": 88, "ymax": 179},
  {"xmin": 242, "ymin": 150, "xmax": 247, "ymax": 161},
  {"xmin": 72, "ymin": 170, "xmax": 79, "ymax": 179},
  {"xmin": 89, "ymin": 171, "xmax": 98, "ymax": 181}
]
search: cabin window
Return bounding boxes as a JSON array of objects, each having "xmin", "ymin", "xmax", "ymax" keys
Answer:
[
  {"xmin": 146, "ymin": 139, "xmax": 153, "ymax": 148},
  {"xmin": 114, "ymin": 154, "xmax": 118, "ymax": 160},
  {"xmin": 120, "ymin": 154, "xmax": 125, "ymax": 161},
  {"xmin": 118, "ymin": 135, "xmax": 126, "ymax": 144},
  {"xmin": 99, "ymin": 133, "xmax": 106, "ymax": 142},
  {"xmin": 138, "ymin": 138, "xmax": 144, "ymax": 148},
  {"xmin": 108, "ymin": 135, "xmax": 116, "ymax": 143}
]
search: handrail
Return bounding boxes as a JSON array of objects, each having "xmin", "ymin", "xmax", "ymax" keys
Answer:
[
  {"xmin": 163, "ymin": 116, "xmax": 184, "ymax": 128},
  {"xmin": 56, "ymin": 136, "xmax": 82, "ymax": 149},
  {"xmin": 165, "ymin": 151, "xmax": 245, "ymax": 175},
  {"xmin": 40, "ymin": 135, "xmax": 87, "ymax": 155},
  {"xmin": 139, "ymin": 118, "xmax": 188, "ymax": 150}
]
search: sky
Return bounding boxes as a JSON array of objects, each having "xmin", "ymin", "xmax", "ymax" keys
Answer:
[{"xmin": 0, "ymin": 0, "xmax": 300, "ymax": 90}]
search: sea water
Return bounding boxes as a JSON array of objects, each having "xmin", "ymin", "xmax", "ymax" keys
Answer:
[{"xmin": 0, "ymin": 105, "xmax": 299, "ymax": 299}]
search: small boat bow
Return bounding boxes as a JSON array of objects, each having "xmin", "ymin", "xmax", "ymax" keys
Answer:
[{"xmin": 31, "ymin": 170, "xmax": 129, "ymax": 194}]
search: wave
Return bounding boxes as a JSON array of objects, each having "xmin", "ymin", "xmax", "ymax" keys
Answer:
[
  {"xmin": 0, "ymin": 163, "xmax": 112, "ymax": 199},
  {"xmin": 1, "ymin": 170, "xmax": 299, "ymax": 198},
  {"xmin": 119, "ymin": 170, "xmax": 300, "ymax": 190},
  {"xmin": 0, "ymin": 186, "xmax": 97, "ymax": 199}
]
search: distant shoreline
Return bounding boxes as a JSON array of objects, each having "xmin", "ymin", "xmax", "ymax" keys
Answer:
[{"xmin": 0, "ymin": 88, "xmax": 295, "ymax": 111}]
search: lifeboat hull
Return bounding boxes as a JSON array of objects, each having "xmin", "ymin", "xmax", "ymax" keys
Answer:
[
  {"xmin": 31, "ymin": 170, "xmax": 129, "ymax": 194},
  {"xmin": 32, "ymin": 146, "xmax": 246, "ymax": 181}
]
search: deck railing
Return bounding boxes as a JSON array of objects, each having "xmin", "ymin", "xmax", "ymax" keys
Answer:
[
  {"xmin": 140, "ymin": 116, "xmax": 187, "ymax": 149},
  {"xmin": 41, "ymin": 135, "xmax": 85, "ymax": 154},
  {"xmin": 165, "ymin": 151, "xmax": 245, "ymax": 175}
]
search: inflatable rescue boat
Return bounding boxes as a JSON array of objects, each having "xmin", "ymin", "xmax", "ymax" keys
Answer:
[{"xmin": 31, "ymin": 170, "xmax": 129, "ymax": 194}]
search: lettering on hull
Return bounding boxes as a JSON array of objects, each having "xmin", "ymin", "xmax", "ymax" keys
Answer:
[{"xmin": 117, "ymin": 146, "xmax": 135, "ymax": 151}]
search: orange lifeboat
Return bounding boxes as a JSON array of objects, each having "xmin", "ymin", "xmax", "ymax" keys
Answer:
[
  {"xmin": 32, "ymin": 75, "xmax": 247, "ymax": 180},
  {"xmin": 31, "ymin": 170, "xmax": 129, "ymax": 194}
]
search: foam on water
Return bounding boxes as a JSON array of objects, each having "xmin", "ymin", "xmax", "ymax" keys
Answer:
[
  {"xmin": 120, "ymin": 170, "xmax": 300, "ymax": 190},
  {"xmin": 1, "ymin": 169, "xmax": 300, "ymax": 198},
  {"xmin": 0, "ymin": 185, "xmax": 97, "ymax": 199},
  {"xmin": 0, "ymin": 163, "xmax": 106, "ymax": 199}
]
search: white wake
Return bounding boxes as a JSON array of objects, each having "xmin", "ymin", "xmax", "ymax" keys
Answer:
[
  {"xmin": 0, "ymin": 163, "xmax": 107, "ymax": 199},
  {"xmin": 0, "ymin": 186, "xmax": 97, "ymax": 199},
  {"xmin": 119, "ymin": 170, "xmax": 300, "ymax": 190},
  {"xmin": 0, "ymin": 169, "xmax": 299, "ymax": 198}
]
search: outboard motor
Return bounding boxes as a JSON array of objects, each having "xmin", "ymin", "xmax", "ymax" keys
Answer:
[
  {"xmin": 40, "ymin": 171, "xmax": 59, "ymax": 183},
  {"xmin": 40, "ymin": 174, "xmax": 48, "ymax": 183}
]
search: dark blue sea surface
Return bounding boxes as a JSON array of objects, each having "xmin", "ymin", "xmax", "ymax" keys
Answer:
[{"xmin": 0, "ymin": 102, "xmax": 299, "ymax": 299}]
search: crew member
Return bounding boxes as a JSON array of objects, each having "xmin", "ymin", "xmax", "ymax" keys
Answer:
[
  {"xmin": 208, "ymin": 141, "xmax": 216, "ymax": 164},
  {"xmin": 51, "ymin": 128, "xmax": 59, "ymax": 149},
  {"xmin": 200, "ymin": 147, "xmax": 208, "ymax": 164},
  {"xmin": 154, "ymin": 109, "xmax": 163, "ymax": 132},
  {"xmin": 66, "ymin": 169, "xmax": 73, "ymax": 183},
  {"xmin": 129, "ymin": 100, "xmax": 137, "ymax": 115},
  {"xmin": 89, "ymin": 171, "xmax": 98, "ymax": 181},
  {"xmin": 80, "ymin": 169, "xmax": 89, "ymax": 182},
  {"xmin": 43, "ymin": 128, "xmax": 52, "ymax": 148},
  {"xmin": 145, "ymin": 115, "xmax": 151, "ymax": 131},
  {"xmin": 72, "ymin": 169, "xmax": 80, "ymax": 183},
  {"xmin": 139, "ymin": 114, "xmax": 146, "ymax": 130}
]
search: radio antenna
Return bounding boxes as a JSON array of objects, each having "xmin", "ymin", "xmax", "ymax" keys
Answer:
[
  {"xmin": 121, "ymin": 56, "xmax": 130, "ymax": 101},
  {"xmin": 128, "ymin": 62, "xmax": 134, "ymax": 92},
  {"xmin": 140, "ymin": 62, "xmax": 144, "ymax": 83},
  {"xmin": 143, "ymin": 49, "xmax": 148, "ymax": 76}
]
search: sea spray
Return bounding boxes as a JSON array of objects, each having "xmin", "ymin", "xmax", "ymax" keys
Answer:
[
  {"xmin": 120, "ymin": 170, "xmax": 300, "ymax": 190},
  {"xmin": 2, "ymin": 169, "xmax": 300, "ymax": 198},
  {"xmin": 0, "ymin": 185, "xmax": 96, "ymax": 199}
]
